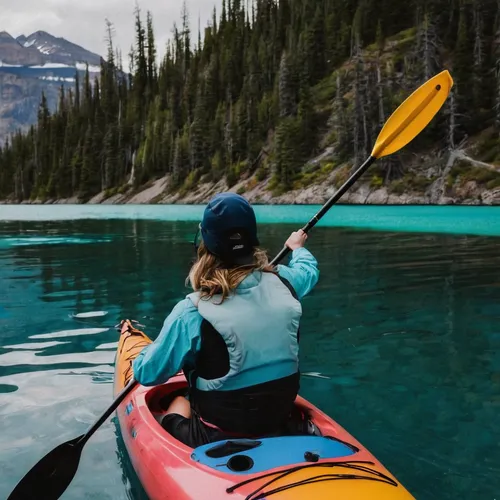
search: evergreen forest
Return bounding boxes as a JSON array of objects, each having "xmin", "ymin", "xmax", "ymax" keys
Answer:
[{"xmin": 1, "ymin": 0, "xmax": 500, "ymax": 202}]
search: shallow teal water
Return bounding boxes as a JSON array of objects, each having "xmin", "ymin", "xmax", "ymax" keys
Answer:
[{"xmin": 1, "ymin": 206, "xmax": 499, "ymax": 499}]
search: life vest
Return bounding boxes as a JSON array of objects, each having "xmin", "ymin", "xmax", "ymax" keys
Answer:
[{"xmin": 186, "ymin": 271, "xmax": 302, "ymax": 435}]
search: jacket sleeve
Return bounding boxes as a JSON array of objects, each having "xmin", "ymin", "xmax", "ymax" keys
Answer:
[
  {"xmin": 277, "ymin": 247, "xmax": 319, "ymax": 300},
  {"xmin": 132, "ymin": 299, "xmax": 202, "ymax": 386}
]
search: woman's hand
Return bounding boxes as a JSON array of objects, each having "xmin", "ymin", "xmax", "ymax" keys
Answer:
[
  {"xmin": 117, "ymin": 319, "xmax": 146, "ymax": 336},
  {"xmin": 285, "ymin": 229, "xmax": 308, "ymax": 251}
]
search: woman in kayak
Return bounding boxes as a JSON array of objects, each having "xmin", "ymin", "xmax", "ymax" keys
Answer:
[{"xmin": 130, "ymin": 193, "xmax": 319, "ymax": 448}]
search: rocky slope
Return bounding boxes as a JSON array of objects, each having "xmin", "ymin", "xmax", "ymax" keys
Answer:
[
  {"xmin": 104, "ymin": 149, "xmax": 500, "ymax": 206},
  {"xmin": 10, "ymin": 145, "xmax": 498, "ymax": 206},
  {"xmin": 0, "ymin": 31, "xmax": 43, "ymax": 65}
]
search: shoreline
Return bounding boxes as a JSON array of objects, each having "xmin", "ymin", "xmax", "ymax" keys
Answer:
[
  {"xmin": 1, "ymin": 182, "xmax": 498, "ymax": 207},
  {"xmin": 2, "ymin": 201, "xmax": 500, "ymax": 207}
]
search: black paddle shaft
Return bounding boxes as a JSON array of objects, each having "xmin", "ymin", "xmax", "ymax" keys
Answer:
[
  {"xmin": 270, "ymin": 155, "xmax": 377, "ymax": 266},
  {"xmin": 8, "ymin": 379, "xmax": 138, "ymax": 500},
  {"xmin": 78, "ymin": 379, "xmax": 138, "ymax": 447}
]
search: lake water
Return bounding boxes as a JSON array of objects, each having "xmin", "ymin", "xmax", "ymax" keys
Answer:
[{"xmin": 1, "ymin": 205, "xmax": 499, "ymax": 499}]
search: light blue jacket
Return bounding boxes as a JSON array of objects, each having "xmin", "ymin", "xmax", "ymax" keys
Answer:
[{"xmin": 133, "ymin": 247, "xmax": 319, "ymax": 386}]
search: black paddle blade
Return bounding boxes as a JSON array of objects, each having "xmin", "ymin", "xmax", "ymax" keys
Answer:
[{"xmin": 8, "ymin": 435, "xmax": 84, "ymax": 500}]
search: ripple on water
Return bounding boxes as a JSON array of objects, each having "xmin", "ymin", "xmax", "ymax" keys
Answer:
[
  {"xmin": 0, "ymin": 350, "xmax": 115, "ymax": 367},
  {"xmin": 2, "ymin": 341, "xmax": 70, "ymax": 350},
  {"xmin": 95, "ymin": 342, "xmax": 119, "ymax": 350},
  {"xmin": 72, "ymin": 311, "xmax": 109, "ymax": 319},
  {"xmin": 302, "ymin": 372, "xmax": 331, "ymax": 380},
  {"xmin": 42, "ymin": 289, "xmax": 96, "ymax": 300},
  {"xmin": 29, "ymin": 328, "xmax": 109, "ymax": 340},
  {"xmin": 0, "ymin": 236, "xmax": 112, "ymax": 248}
]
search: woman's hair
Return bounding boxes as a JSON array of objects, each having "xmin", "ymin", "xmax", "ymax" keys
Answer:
[{"xmin": 188, "ymin": 242, "xmax": 274, "ymax": 302}]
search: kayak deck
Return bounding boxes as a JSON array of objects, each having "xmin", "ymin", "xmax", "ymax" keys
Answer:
[{"xmin": 114, "ymin": 323, "xmax": 414, "ymax": 499}]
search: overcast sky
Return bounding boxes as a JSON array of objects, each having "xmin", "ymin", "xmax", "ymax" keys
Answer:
[{"xmin": 4, "ymin": 0, "xmax": 216, "ymax": 61}]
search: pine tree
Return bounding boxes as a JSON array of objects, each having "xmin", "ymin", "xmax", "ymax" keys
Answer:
[
  {"xmin": 80, "ymin": 124, "xmax": 96, "ymax": 199},
  {"xmin": 448, "ymin": 88, "xmax": 458, "ymax": 149},
  {"xmin": 172, "ymin": 130, "xmax": 189, "ymax": 186},
  {"xmin": 453, "ymin": 2, "xmax": 474, "ymax": 136},
  {"xmin": 304, "ymin": 5, "xmax": 326, "ymax": 84},
  {"xmin": 278, "ymin": 51, "xmax": 295, "ymax": 118},
  {"xmin": 495, "ymin": 0, "xmax": 500, "ymax": 130},
  {"xmin": 275, "ymin": 117, "xmax": 301, "ymax": 191},
  {"xmin": 133, "ymin": 4, "xmax": 148, "ymax": 134},
  {"xmin": 103, "ymin": 124, "xmax": 118, "ymax": 189},
  {"xmin": 181, "ymin": 2, "xmax": 191, "ymax": 78},
  {"xmin": 418, "ymin": 9, "xmax": 441, "ymax": 81},
  {"xmin": 74, "ymin": 70, "xmax": 81, "ymax": 111},
  {"xmin": 190, "ymin": 86, "xmax": 208, "ymax": 171},
  {"xmin": 146, "ymin": 11, "xmax": 157, "ymax": 95},
  {"xmin": 329, "ymin": 73, "xmax": 350, "ymax": 159},
  {"xmin": 353, "ymin": 33, "xmax": 369, "ymax": 168},
  {"xmin": 471, "ymin": 0, "xmax": 489, "ymax": 129},
  {"xmin": 34, "ymin": 92, "xmax": 51, "ymax": 197}
]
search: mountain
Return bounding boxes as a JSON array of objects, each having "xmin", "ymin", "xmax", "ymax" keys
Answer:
[
  {"xmin": 14, "ymin": 31, "xmax": 101, "ymax": 67},
  {"xmin": 0, "ymin": 30, "xmax": 101, "ymax": 145},
  {"xmin": 0, "ymin": 31, "xmax": 43, "ymax": 65}
]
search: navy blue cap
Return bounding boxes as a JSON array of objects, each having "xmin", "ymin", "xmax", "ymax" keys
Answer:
[{"xmin": 201, "ymin": 193, "xmax": 259, "ymax": 264}]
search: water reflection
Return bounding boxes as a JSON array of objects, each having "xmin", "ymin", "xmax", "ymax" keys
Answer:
[{"xmin": 113, "ymin": 418, "xmax": 149, "ymax": 500}]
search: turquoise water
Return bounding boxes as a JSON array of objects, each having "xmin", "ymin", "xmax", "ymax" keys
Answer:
[
  {"xmin": 1, "ymin": 206, "xmax": 499, "ymax": 499},
  {"xmin": 3, "ymin": 204, "xmax": 500, "ymax": 236}
]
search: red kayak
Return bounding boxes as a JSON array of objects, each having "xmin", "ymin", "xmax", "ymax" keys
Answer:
[{"xmin": 114, "ymin": 322, "xmax": 414, "ymax": 499}]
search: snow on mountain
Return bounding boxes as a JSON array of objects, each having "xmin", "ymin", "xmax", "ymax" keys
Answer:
[
  {"xmin": 30, "ymin": 62, "xmax": 72, "ymax": 69},
  {"xmin": 0, "ymin": 61, "xmax": 22, "ymax": 67},
  {"xmin": 16, "ymin": 31, "xmax": 101, "ymax": 66},
  {"xmin": 23, "ymin": 39, "xmax": 36, "ymax": 49},
  {"xmin": 39, "ymin": 76, "xmax": 76, "ymax": 83},
  {"xmin": 75, "ymin": 62, "xmax": 101, "ymax": 73},
  {"xmin": 19, "ymin": 62, "xmax": 100, "ymax": 73}
]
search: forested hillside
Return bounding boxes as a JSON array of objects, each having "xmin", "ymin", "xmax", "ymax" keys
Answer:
[{"xmin": 1, "ymin": 0, "xmax": 500, "ymax": 204}]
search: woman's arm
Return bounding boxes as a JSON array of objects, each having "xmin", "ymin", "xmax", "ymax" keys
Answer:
[
  {"xmin": 276, "ymin": 230, "xmax": 319, "ymax": 299},
  {"xmin": 132, "ymin": 299, "xmax": 202, "ymax": 386}
]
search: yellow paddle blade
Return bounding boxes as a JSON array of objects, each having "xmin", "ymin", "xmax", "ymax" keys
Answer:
[{"xmin": 371, "ymin": 70, "xmax": 453, "ymax": 159}]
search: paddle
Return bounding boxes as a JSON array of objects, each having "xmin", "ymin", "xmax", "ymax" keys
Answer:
[
  {"xmin": 7, "ymin": 70, "xmax": 453, "ymax": 500},
  {"xmin": 7, "ymin": 379, "xmax": 138, "ymax": 500},
  {"xmin": 271, "ymin": 70, "xmax": 453, "ymax": 266}
]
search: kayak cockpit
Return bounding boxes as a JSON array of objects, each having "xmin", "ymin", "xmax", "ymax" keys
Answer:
[
  {"xmin": 142, "ymin": 378, "xmax": 360, "ymax": 462},
  {"xmin": 144, "ymin": 378, "xmax": 189, "ymax": 423},
  {"xmin": 142, "ymin": 379, "xmax": 361, "ymax": 481},
  {"xmin": 145, "ymin": 378, "xmax": 318, "ymax": 435}
]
